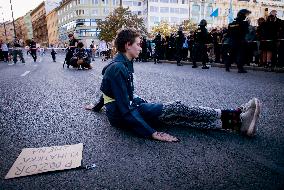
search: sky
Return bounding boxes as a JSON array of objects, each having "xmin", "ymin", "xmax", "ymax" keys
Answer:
[{"xmin": 0, "ymin": 0, "xmax": 44, "ymax": 22}]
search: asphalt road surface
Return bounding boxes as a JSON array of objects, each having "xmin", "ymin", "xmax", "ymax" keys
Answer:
[{"xmin": 0, "ymin": 53, "xmax": 283, "ymax": 190}]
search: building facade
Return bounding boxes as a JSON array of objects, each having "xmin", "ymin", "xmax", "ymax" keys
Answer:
[
  {"xmin": 0, "ymin": 21, "xmax": 14, "ymax": 43},
  {"xmin": 23, "ymin": 11, "xmax": 34, "ymax": 41},
  {"xmin": 57, "ymin": 0, "xmax": 144, "ymax": 46},
  {"xmin": 30, "ymin": 2, "xmax": 49, "ymax": 46},
  {"xmin": 15, "ymin": 16, "xmax": 27, "ymax": 43},
  {"xmin": 46, "ymin": 8, "xmax": 59, "ymax": 46},
  {"xmin": 30, "ymin": 0, "xmax": 61, "ymax": 46},
  {"xmin": 212, "ymin": 0, "xmax": 284, "ymax": 27}
]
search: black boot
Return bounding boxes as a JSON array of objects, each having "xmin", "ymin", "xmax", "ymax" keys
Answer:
[
  {"xmin": 221, "ymin": 109, "xmax": 242, "ymax": 132},
  {"xmin": 202, "ymin": 65, "xmax": 209, "ymax": 69}
]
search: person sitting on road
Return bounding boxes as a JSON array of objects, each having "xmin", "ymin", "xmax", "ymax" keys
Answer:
[
  {"xmin": 71, "ymin": 42, "xmax": 92, "ymax": 69},
  {"xmin": 85, "ymin": 28, "xmax": 261, "ymax": 142}
]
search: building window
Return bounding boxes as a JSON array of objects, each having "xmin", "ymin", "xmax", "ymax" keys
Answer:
[
  {"xmin": 133, "ymin": 1, "xmax": 142, "ymax": 6},
  {"xmin": 180, "ymin": 8, "xmax": 188, "ymax": 14},
  {"xmin": 160, "ymin": 0, "xmax": 169, "ymax": 3},
  {"xmin": 92, "ymin": 0, "xmax": 99, "ymax": 4},
  {"xmin": 169, "ymin": 0, "xmax": 177, "ymax": 3},
  {"xmin": 112, "ymin": 0, "xmax": 120, "ymax": 5},
  {"xmin": 150, "ymin": 16, "xmax": 159, "ymax": 22},
  {"xmin": 160, "ymin": 17, "xmax": 169, "ymax": 22},
  {"xmin": 76, "ymin": 10, "xmax": 85, "ymax": 15},
  {"xmin": 192, "ymin": 5, "xmax": 200, "ymax": 14},
  {"xmin": 104, "ymin": 8, "xmax": 109, "ymax": 14},
  {"xmin": 170, "ymin": 8, "xmax": 179, "ymax": 14},
  {"xmin": 92, "ymin": 9, "xmax": 99, "ymax": 15},
  {"xmin": 181, "ymin": 0, "xmax": 189, "ymax": 4},
  {"xmin": 171, "ymin": 17, "xmax": 179, "ymax": 23},
  {"xmin": 160, "ymin": 7, "xmax": 169, "ymax": 13},
  {"xmin": 206, "ymin": 6, "xmax": 213, "ymax": 16},
  {"xmin": 150, "ymin": 6, "xmax": 159, "ymax": 12},
  {"xmin": 123, "ymin": 1, "xmax": 132, "ymax": 6}
]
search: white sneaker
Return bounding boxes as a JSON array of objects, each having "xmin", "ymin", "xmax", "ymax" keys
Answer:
[
  {"xmin": 240, "ymin": 98, "xmax": 257, "ymax": 113},
  {"xmin": 240, "ymin": 98, "xmax": 261, "ymax": 136}
]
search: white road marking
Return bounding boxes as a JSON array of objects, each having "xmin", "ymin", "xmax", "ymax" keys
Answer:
[{"xmin": 21, "ymin": 71, "xmax": 30, "ymax": 77}]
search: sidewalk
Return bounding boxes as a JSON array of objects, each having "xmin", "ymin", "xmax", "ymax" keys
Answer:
[{"xmin": 158, "ymin": 60, "xmax": 284, "ymax": 73}]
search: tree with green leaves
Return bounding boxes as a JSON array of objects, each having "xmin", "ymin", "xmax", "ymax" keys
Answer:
[
  {"xmin": 151, "ymin": 21, "xmax": 179, "ymax": 37},
  {"xmin": 97, "ymin": 7, "xmax": 147, "ymax": 42},
  {"xmin": 180, "ymin": 19, "xmax": 197, "ymax": 32}
]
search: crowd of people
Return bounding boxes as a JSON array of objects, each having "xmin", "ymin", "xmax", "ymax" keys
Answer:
[
  {"xmin": 1, "ymin": 9, "xmax": 283, "ymax": 73},
  {"xmin": 138, "ymin": 9, "xmax": 284, "ymax": 73}
]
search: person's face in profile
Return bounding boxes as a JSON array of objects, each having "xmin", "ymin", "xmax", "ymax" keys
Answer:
[{"xmin": 125, "ymin": 37, "xmax": 142, "ymax": 59}]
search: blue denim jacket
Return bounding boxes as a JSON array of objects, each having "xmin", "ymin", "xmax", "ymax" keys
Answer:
[{"xmin": 100, "ymin": 53, "xmax": 162, "ymax": 137}]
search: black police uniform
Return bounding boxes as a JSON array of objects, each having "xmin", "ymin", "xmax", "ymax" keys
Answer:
[
  {"xmin": 175, "ymin": 30, "xmax": 185, "ymax": 66},
  {"xmin": 29, "ymin": 40, "xmax": 37, "ymax": 62},
  {"xmin": 226, "ymin": 10, "xmax": 250, "ymax": 73},
  {"xmin": 192, "ymin": 25, "xmax": 209, "ymax": 69},
  {"xmin": 153, "ymin": 33, "xmax": 162, "ymax": 63}
]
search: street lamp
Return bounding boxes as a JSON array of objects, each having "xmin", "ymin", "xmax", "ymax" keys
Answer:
[{"xmin": 9, "ymin": 0, "xmax": 16, "ymax": 38}]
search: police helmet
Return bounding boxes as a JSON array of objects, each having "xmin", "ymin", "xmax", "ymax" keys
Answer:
[
  {"xmin": 237, "ymin": 9, "xmax": 251, "ymax": 20},
  {"xmin": 199, "ymin": 19, "xmax": 207, "ymax": 26}
]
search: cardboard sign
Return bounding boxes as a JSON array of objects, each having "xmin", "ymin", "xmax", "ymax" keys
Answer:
[{"xmin": 5, "ymin": 143, "xmax": 83, "ymax": 179}]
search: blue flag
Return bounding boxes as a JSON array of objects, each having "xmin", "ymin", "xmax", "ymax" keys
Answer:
[{"xmin": 210, "ymin": 8, "xmax": 219, "ymax": 17}]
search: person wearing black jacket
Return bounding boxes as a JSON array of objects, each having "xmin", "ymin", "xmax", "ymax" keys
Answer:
[
  {"xmin": 153, "ymin": 32, "xmax": 162, "ymax": 64},
  {"xmin": 175, "ymin": 29, "xmax": 185, "ymax": 66},
  {"xmin": 65, "ymin": 33, "xmax": 78, "ymax": 68},
  {"xmin": 227, "ymin": 9, "xmax": 251, "ymax": 73},
  {"xmin": 71, "ymin": 42, "xmax": 92, "ymax": 69},
  {"xmin": 29, "ymin": 38, "xmax": 37, "ymax": 62},
  {"xmin": 264, "ymin": 10, "xmax": 282, "ymax": 70},
  {"xmin": 192, "ymin": 19, "xmax": 210, "ymax": 69},
  {"xmin": 85, "ymin": 28, "xmax": 261, "ymax": 142}
]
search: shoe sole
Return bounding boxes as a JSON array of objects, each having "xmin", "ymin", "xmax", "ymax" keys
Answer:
[{"xmin": 246, "ymin": 98, "xmax": 261, "ymax": 136}]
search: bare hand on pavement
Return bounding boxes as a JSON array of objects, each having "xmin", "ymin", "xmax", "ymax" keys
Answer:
[
  {"xmin": 152, "ymin": 132, "xmax": 179, "ymax": 142},
  {"xmin": 85, "ymin": 104, "xmax": 94, "ymax": 110}
]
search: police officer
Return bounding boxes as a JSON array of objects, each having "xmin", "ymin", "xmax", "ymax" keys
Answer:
[
  {"xmin": 227, "ymin": 9, "xmax": 251, "ymax": 73},
  {"xmin": 12, "ymin": 37, "xmax": 25, "ymax": 64},
  {"xmin": 65, "ymin": 33, "xmax": 78, "ymax": 68},
  {"xmin": 29, "ymin": 38, "xmax": 37, "ymax": 62},
  {"xmin": 153, "ymin": 32, "xmax": 162, "ymax": 64},
  {"xmin": 192, "ymin": 19, "xmax": 209, "ymax": 69},
  {"xmin": 175, "ymin": 29, "xmax": 185, "ymax": 66}
]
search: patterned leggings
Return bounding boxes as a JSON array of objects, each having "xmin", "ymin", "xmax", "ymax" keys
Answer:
[{"xmin": 158, "ymin": 101, "xmax": 222, "ymax": 129}]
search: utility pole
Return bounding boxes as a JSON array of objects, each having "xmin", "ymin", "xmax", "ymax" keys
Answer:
[{"xmin": 10, "ymin": 0, "xmax": 16, "ymax": 38}]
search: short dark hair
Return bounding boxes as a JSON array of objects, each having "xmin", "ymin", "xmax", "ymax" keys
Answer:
[
  {"xmin": 114, "ymin": 28, "xmax": 140, "ymax": 53},
  {"xmin": 77, "ymin": 42, "xmax": 84, "ymax": 48}
]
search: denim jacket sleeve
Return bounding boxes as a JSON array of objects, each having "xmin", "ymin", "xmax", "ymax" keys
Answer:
[{"xmin": 110, "ymin": 66, "xmax": 156, "ymax": 137}]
